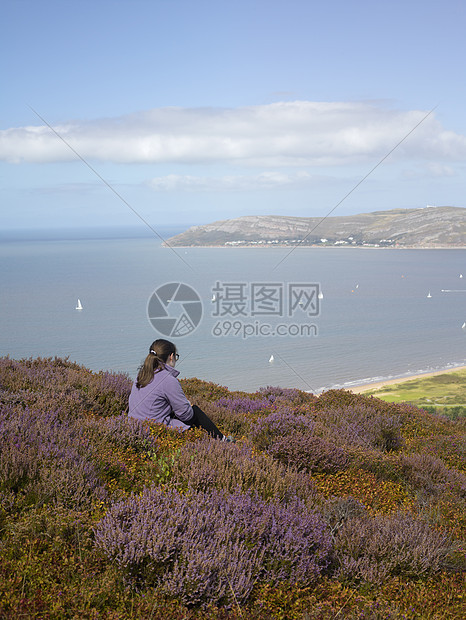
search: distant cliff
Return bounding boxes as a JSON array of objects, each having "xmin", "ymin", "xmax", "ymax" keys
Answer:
[{"xmin": 166, "ymin": 206, "xmax": 466, "ymax": 248}]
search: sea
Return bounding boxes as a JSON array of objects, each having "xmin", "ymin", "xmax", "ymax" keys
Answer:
[{"xmin": 1, "ymin": 226, "xmax": 465, "ymax": 394}]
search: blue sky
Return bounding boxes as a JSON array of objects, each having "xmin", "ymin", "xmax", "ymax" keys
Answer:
[{"xmin": 1, "ymin": 0, "xmax": 466, "ymax": 231}]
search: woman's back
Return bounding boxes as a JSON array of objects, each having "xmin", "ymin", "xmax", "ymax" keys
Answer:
[
  {"xmin": 128, "ymin": 364, "xmax": 193, "ymax": 429},
  {"xmin": 129, "ymin": 338, "xmax": 228, "ymax": 439}
]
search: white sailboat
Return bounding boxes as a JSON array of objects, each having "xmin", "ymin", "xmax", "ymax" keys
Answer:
[
  {"xmin": 269, "ymin": 355, "xmax": 274, "ymax": 363},
  {"xmin": 318, "ymin": 291, "xmax": 324, "ymax": 300},
  {"xmin": 75, "ymin": 299, "xmax": 83, "ymax": 310},
  {"xmin": 427, "ymin": 291, "xmax": 432, "ymax": 298},
  {"xmin": 462, "ymin": 322, "xmax": 466, "ymax": 329}
]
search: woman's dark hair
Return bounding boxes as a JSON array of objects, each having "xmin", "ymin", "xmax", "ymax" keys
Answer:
[{"xmin": 136, "ymin": 339, "xmax": 177, "ymax": 388}]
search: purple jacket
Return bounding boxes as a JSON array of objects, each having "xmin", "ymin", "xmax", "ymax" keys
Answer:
[{"xmin": 128, "ymin": 364, "xmax": 194, "ymax": 430}]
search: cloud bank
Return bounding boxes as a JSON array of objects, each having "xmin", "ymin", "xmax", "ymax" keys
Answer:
[
  {"xmin": 2, "ymin": 102, "xmax": 466, "ymax": 166},
  {"xmin": 148, "ymin": 171, "xmax": 318, "ymax": 192}
]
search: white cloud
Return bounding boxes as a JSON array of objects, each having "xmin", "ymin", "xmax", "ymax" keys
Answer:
[
  {"xmin": 402, "ymin": 162, "xmax": 458, "ymax": 179},
  {"xmin": 34, "ymin": 181, "xmax": 104, "ymax": 195},
  {"xmin": 425, "ymin": 162, "xmax": 457, "ymax": 177},
  {"xmin": 148, "ymin": 171, "xmax": 315, "ymax": 192},
  {"xmin": 1, "ymin": 102, "xmax": 466, "ymax": 166}
]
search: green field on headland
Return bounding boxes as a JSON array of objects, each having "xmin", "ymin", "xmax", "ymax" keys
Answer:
[{"xmin": 365, "ymin": 369, "xmax": 466, "ymax": 418}]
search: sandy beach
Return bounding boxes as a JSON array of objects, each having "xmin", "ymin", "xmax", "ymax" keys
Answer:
[{"xmin": 349, "ymin": 365, "xmax": 466, "ymax": 394}]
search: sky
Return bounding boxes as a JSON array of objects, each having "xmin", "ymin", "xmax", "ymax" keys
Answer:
[{"xmin": 1, "ymin": 0, "xmax": 466, "ymax": 232}]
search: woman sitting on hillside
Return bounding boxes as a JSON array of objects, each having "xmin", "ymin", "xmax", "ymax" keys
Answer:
[{"xmin": 129, "ymin": 339, "xmax": 232, "ymax": 441}]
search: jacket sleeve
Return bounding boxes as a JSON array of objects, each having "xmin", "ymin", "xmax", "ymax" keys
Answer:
[{"xmin": 164, "ymin": 376, "xmax": 194, "ymax": 422}]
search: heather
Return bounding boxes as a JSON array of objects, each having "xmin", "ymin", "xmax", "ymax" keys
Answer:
[
  {"xmin": 170, "ymin": 436, "xmax": 317, "ymax": 501},
  {"xmin": 0, "ymin": 357, "xmax": 465, "ymax": 618},
  {"xmin": 94, "ymin": 487, "xmax": 331, "ymax": 607}
]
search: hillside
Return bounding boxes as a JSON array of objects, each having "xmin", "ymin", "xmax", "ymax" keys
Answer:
[
  {"xmin": 362, "ymin": 368, "xmax": 466, "ymax": 418},
  {"xmin": 0, "ymin": 356, "xmax": 465, "ymax": 618},
  {"xmin": 166, "ymin": 206, "xmax": 466, "ymax": 247}
]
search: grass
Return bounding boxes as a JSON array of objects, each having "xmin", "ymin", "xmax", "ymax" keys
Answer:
[{"xmin": 365, "ymin": 369, "xmax": 466, "ymax": 417}]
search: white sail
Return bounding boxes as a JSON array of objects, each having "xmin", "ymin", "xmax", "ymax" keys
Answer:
[
  {"xmin": 76, "ymin": 299, "xmax": 83, "ymax": 310},
  {"xmin": 318, "ymin": 291, "xmax": 324, "ymax": 300},
  {"xmin": 427, "ymin": 291, "xmax": 432, "ymax": 298},
  {"xmin": 269, "ymin": 355, "xmax": 274, "ymax": 363}
]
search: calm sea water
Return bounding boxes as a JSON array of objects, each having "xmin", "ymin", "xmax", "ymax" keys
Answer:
[{"xmin": 1, "ymin": 231, "xmax": 465, "ymax": 393}]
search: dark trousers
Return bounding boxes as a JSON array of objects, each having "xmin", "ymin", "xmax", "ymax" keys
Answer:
[{"xmin": 188, "ymin": 405, "xmax": 224, "ymax": 439}]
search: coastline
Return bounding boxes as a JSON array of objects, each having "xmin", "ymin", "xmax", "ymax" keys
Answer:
[
  {"xmin": 164, "ymin": 244, "xmax": 465, "ymax": 250},
  {"xmin": 348, "ymin": 365, "xmax": 466, "ymax": 394}
]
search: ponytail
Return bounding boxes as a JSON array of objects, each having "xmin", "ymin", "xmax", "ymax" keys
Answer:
[{"xmin": 135, "ymin": 339, "xmax": 177, "ymax": 388}]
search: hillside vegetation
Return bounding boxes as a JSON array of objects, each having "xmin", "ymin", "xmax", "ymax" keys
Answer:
[
  {"xmin": 0, "ymin": 357, "xmax": 465, "ymax": 619},
  {"xmin": 365, "ymin": 369, "xmax": 466, "ymax": 419},
  {"xmin": 166, "ymin": 206, "xmax": 466, "ymax": 247}
]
